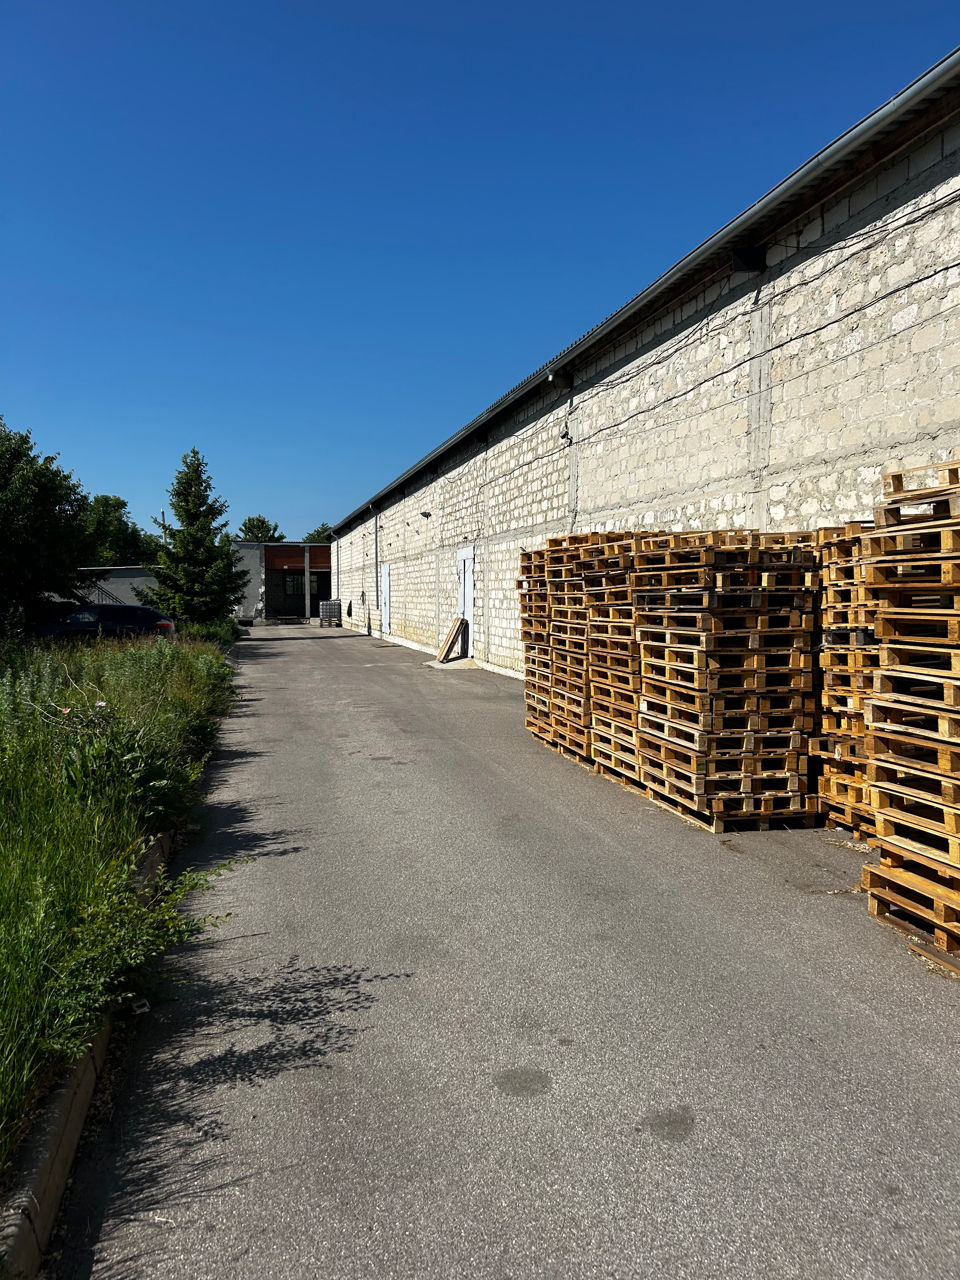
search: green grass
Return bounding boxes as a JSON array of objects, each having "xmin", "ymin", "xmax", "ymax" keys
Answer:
[
  {"xmin": 0, "ymin": 636, "xmax": 235, "ymax": 1178},
  {"xmin": 176, "ymin": 617, "xmax": 242, "ymax": 648}
]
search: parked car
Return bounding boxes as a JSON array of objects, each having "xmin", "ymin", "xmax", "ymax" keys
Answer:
[{"xmin": 30, "ymin": 603, "xmax": 177, "ymax": 638}]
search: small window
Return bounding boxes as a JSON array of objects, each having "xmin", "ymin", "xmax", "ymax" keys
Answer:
[{"xmin": 284, "ymin": 574, "xmax": 305, "ymax": 596}]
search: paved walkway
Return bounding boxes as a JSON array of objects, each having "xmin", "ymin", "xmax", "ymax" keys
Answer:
[{"xmin": 47, "ymin": 628, "xmax": 960, "ymax": 1278}]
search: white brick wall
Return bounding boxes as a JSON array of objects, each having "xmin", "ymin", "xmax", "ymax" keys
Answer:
[{"xmin": 336, "ymin": 114, "xmax": 960, "ymax": 677}]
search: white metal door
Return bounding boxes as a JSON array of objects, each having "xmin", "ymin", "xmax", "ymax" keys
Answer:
[
  {"xmin": 380, "ymin": 563, "xmax": 391, "ymax": 636},
  {"xmin": 456, "ymin": 546, "xmax": 474, "ymax": 657}
]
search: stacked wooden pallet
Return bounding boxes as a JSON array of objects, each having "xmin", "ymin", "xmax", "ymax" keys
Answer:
[
  {"xmin": 519, "ymin": 549, "xmax": 551, "ymax": 742},
  {"xmin": 542, "ymin": 534, "xmax": 598, "ymax": 759},
  {"xmin": 813, "ymin": 524, "xmax": 878, "ymax": 837},
  {"xmin": 581, "ymin": 534, "xmax": 644, "ymax": 784},
  {"xmin": 861, "ymin": 461, "xmax": 960, "ymax": 964},
  {"xmin": 631, "ymin": 532, "xmax": 819, "ymax": 831}
]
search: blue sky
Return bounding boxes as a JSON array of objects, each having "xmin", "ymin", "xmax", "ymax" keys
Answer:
[{"xmin": 3, "ymin": 2, "xmax": 958, "ymax": 537}]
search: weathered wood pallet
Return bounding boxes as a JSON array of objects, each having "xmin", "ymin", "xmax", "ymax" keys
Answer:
[
  {"xmin": 822, "ymin": 804, "xmax": 875, "ymax": 839},
  {"xmin": 864, "ymin": 557, "xmax": 960, "ymax": 588},
  {"xmin": 875, "ymin": 610, "xmax": 960, "ymax": 646},
  {"xmin": 590, "ymin": 738, "xmax": 643, "ymax": 781},
  {"xmin": 882, "ymin": 461, "xmax": 960, "ymax": 497},
  {"xmin": 524, "ymin": 689, "xmax": 550, "ymax": 717},
  {"xmin": 549, "ymin": 670, "xmax": 589, "ymax": 698},
  {"xmin": 593, "ymin": 759, "xmax": 646, "ymax": 790},
  {"xmin": 863, "ymin": 858, "xmax": 960, "ymax": 952},
  {"xmin": 820, "ymin": 645, "xmax": 880, "ymax": 672},
  {"xmin": 870, "ymin": 812, "xmax": 960, "ymax": 868},
  {"xmin": 866, "ymin": 728, "xmax": 960, "ymax": 776},
  {"xmin": 865, "ymin": 699, "xmax": 960, "ymax": 743},
  {"xmin": 551, "ymin": 651, "xmax": 588, "ymax": 676},
  {"xmin": 870, "ymin": 784, "xmax": 960, "ymax": 835},
  {"xmin": 874, "ymin": 491, "xmax": 960, "ymax": 528},
  {"xmin": 589, "ymin": 688, "xmax": 640, "ymax": 719},
  {"xmin": 588, "ymin": 634, "xmax": 640, "ymax": 656},
  {"xmin": 879, "ymin": 642, "xmax": 960, "ymax": 676},
  {"xmin": 642, "ymin": 781, "xmax": 815, "ymax": 830},
  {"xmin": 549, "ymin": 694, "xmax": 591, "ymax": 726},
  {"xmin": 860, "ymin": 522, "xmax": 960, "ymax": 557},
  {"xmin": 866, "ymin": 758, "xmax": 960, "ymax": 807},
  {"xmin": 872, "ymin": 668, "xmax": 960, "ymax": 711}
]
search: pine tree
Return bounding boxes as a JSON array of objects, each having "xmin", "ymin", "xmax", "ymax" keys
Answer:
[{"xmin": 138, "ymin": 449, "xmax": 248, "ymax": 623}]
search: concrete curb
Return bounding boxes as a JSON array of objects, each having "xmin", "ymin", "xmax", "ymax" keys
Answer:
[{"xmin": 0, "ymin": 834, "xmax": 170, "ymax": 1280}]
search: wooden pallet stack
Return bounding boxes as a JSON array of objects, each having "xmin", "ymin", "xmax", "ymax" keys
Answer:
[
  {"xmin": 581, "ymin": 534, "xmax": 644, "ymax": 784},
  {"xmin": 813, "ymin": 524, "xmax": 878, "ymax": 837},
  {"xmin": 541, "ymin": 534, "xmax": 598, "ymax": 759},
  {"xmin": 631, "ymin": 532, "xmax": 819, "ymax": 831},
  {"xmin": 518, "ymin": 549, "xmax": 552, "ymax": 743},
  {"xmin": 860, "ymin": 461, "xmax": 960, "ymax": 964}
]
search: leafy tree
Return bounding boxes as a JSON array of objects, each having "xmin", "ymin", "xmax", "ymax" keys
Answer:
[
  {"xmin": 137, "ymin": 449, "xmax": 248, "ymax": 623},
  {"xmin": 303, "ymin": 522, "xmax": 333, "ymax": 544},
  {"xmin": 82, "ymin": 494, "xmax": 163, "ymax": 566},
  {"xmin": 237, "ymin": 514, "xmax": 284, "ymax": 542},
  {"xmin": 0, "ymin": 416, "xmax": 93, "ymax": 623}
]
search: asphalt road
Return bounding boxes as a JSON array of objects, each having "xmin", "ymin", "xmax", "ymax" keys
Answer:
[{"xmin": 46, "ymin": 627, "xmax": 960, "ymax": 1279}]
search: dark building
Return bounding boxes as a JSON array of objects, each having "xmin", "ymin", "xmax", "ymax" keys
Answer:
[{"xmin": 263, "ymin": 543, "xmax": 332, "ymax": 619}]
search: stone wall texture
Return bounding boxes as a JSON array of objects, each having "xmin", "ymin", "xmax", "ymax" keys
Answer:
[{"xmin": 335, "ymin": 109, "xmax": 960, "ymax": 676}]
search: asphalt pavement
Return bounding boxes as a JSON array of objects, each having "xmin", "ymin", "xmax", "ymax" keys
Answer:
[{"xmin": 45, "ymin": 626, "xmax": 960, "ymax": 1279}]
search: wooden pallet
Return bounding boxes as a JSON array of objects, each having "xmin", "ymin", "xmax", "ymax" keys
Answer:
[
  {"xmin": 866, "ymin": 758, "xmax": 960, "ymax": 807},
  {"xmin": 863, "ymin": 859, "xmax": 960, "ymax": 951},
  {"xmin": 872, "ymin": 668, "xmax": 960, "ymax": 710},
  {"xmin": 875, "ymin": 610, "xmax": 960, "ymax": 646},
  {"xmin": 860, "ymin": 522, "xmax": 960, "ymax": 557},
  {"xmin": 865, "ymin": 699, "xmax": 960, "ymax": 743},
  {"xmin": 870, "ymin": 812, "xmax": 960, "ymax": 868},
  {"xmin": 874, "ymin": 493, "xmax": 960, "ymax": 528},
  {"xmin": 879, "ymin": 642, "xmax": 960, "ymax": 677},
  {"xmin": 882, "ymin": 461, "xmax": 960, "ymax": 497},
  {"xmin": 864, "ymin": 557, "xmax": 960, "ymax": 588},
  {"xmin": 865, "ymin": 728, "xmax": 960, "ymax": 776}
]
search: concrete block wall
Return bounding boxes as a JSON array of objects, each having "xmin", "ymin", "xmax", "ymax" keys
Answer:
[{"xmin": 335, "ymin": 110, "xmax": 960, "ymax": 676}]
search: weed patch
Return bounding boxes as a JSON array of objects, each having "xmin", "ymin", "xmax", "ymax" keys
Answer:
[{"xmin": 0, "ymin": 636, "xmax": 234, "ymax": 1178}]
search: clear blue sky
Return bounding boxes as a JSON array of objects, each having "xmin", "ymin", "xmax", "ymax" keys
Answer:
[{"xmin": 3, "ymin": 2, "xmax": 958, "ymax": 538}]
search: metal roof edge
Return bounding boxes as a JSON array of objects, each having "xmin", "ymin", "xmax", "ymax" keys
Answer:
[{"xmin": 333, "ymin": 45, "xmax": 960, "ymax": 537}]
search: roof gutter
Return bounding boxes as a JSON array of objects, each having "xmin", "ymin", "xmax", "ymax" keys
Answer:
[{"xmin": 333, "ymin": 45, "xmax": 960, "ymax": 536}]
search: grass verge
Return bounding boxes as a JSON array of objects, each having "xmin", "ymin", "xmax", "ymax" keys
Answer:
[{"xmin": 0, "ymin": 635, "xmax": 235, "ymax": 1180}]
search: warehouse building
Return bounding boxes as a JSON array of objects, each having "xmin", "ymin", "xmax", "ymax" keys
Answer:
[{"xmin": 333, "ymin": 49, "xmax": 960, "ymax": 676}]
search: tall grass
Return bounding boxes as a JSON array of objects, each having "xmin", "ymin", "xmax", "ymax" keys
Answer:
[{"xmin": 0, "ymin": 637, "xmax": 234, "ymax": 1178}]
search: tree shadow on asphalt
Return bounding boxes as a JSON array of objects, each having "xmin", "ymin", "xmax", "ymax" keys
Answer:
[
  {"xmin": 184, "ymin": 793, "xmax": 307, "ymax": 868},
  {"xmin": 43, "ymin": 956, "xmax": 413, "ymax": 1280}
]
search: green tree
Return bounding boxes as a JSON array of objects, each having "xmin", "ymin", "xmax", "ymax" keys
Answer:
[
  {"xmin": 303, "ymin": 522, "xmax": 333, "ymax": 543},
  {"xmin": 237, "ymin": 514, "xmax": 284, "ymax": 542},
  {"xmin": 0, "ymin": 417, "xmax": 93, "ymax": 623},
  {"xmin": 137, "ymin": 449, "xmax": 248, "ymax": 623},
  {"xmin": 82, "ymin": 494, "xmax": 163, "ymax": 566}
]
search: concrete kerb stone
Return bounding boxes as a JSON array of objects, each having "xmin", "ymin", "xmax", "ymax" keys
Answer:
[{"xmin": 0, "ymin": 832, "xmax": 171, "ymax": 1280}]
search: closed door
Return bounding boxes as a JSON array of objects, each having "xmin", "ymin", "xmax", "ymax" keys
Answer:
[
  {"xmin": 456, "ymin": 546, "xmax": 474, "ymax": 657},
  {"xmin": 380, "ymin": 563, "xmax": 391, "ymax": 635}
]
